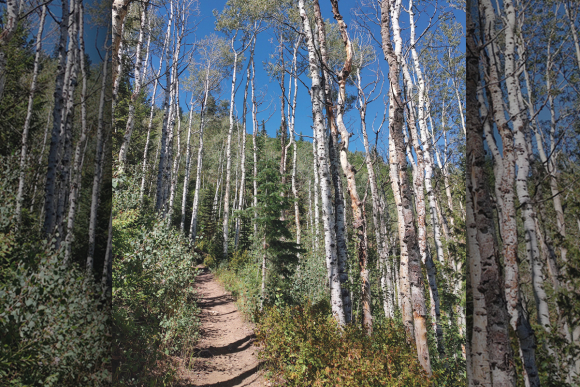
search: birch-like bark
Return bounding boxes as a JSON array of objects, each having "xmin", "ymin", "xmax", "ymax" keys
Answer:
[
  {"xmin": 402, "ymin": 59, "xmax": 444, "ymax": 354},
  {"xmin": 16, "ymin": 4, "xmax": 47, "ymax": 228},
  {"xmin": 87, "ymin": 46, "xmax": 110, "ymax": 270},
  {"xmin": 251, "ymin": 48, "xmax": 258, "ymax": 236},
  {"xmin": 180, "ymin": 93, "xmax": 195, "ymax": 232},
  {"xmin": 118, "ymin": 1, "xmax": 148, "ymax": 172},
  {"xmin": 312, "ymin": 138, "xmax": 320, "ymax": 253},
  {"xmin": 112, "ymin": 0, "xmax": 131, "ymax": 88},
  {"xmin": 381, "ymin": 0, "xmax": 430, "ymax": 374},
  {"xmin": 289, "ymin": 37, "xmax": 301, "ymax": 248},
  {"xmin": 235, "ymin": 45, "xmax": 252, "ymax": 248},
  {"xmin": 329, "ymin": 0, "xmax": 369, "ymax": 332},
  {"xmin": 466, "ymin": 5, "xmax": 512, "ymax": 384},
  {"xmin": 167, "ymin": 81, "xmax": 182, "ymax": 219},
  {"xmin": 408, "ymin": 0, "xmax": 445, "ymax": 264},
  {"xmin": 299, "ymin": 0, "xmax": 344, "ymax": 326},
  {"xmin": 101, "ymin": 209, "xmax": 113, "ymax": 298},
  {"xmin": 140, "ymin": 19, "xmax": 170, "ymax": 203},
  {"xmin": 313, "ymin": 0, "xmax": 351, "ymax": 323},
  {"xmin": 64, "ymin": 0, "xmax": 88, "ymax": 262},
  {"xmin": 55, "ymin": 0, "xmax": 80, "ymax": 245},
  {"xmin": 155, "ymin": 3, "xmax": 174, "ymax": 212},
  {"xmin": 189, "ymin": 68, "xmax": 211, "ymax": 242},
  {"xmin": 0, "ymin": 0, "xmax": 21, "ymax": 100},
  {"xmin": 43, "ymin": 0, "xmax": 70, "ymax": 237},
  {"xmin": 480, "ymin": 0, "xmax": 540, "ymax": 383},
  {"xmin": 223, "ymin": 34, "xmax": 239, "ymax": 258}
]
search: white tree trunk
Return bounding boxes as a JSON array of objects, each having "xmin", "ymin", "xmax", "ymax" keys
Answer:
[
  {"xmin": 87, "ymin": 46, "xmax": 110, "ymax": 270},
  {"xmin": 189, "ymin": 70, "xmax": 211, "ymax": 243},
  {"xmin": 180, "ymin": 93, "xmax": 196, "ymax": 232},
  {"xmin": 299, "ymin": 0, "xmax": 345, "ymax": 326},
  {"xmin": 15, "ymin": 4, "xmax": 47, "ymax": 227},
  {"xmin": 118, "ymin": 2, "xmax": 147, "ymax": 171},
  {"xmin": 43, "ymin": 0, "xmax": 70, "ymax": 237},
  {"xmin": 223, "ymin": 37, "xmax": 239, "ymax": 258}
]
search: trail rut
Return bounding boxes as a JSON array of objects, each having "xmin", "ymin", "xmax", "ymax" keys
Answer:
[{"xmin": 174, "ymin": 269, "xmax": 265, "ymax": 386}]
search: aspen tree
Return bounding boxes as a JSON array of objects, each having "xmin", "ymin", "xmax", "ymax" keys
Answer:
[
  {"xmin": 329, "ymin": 0, "xmax": 371, "ymax": 333},
  {"xmin": 299, "ymin": 0, "xmax": 345, "ymax": 326},
  {"xmin": 380, "ymin": 0, "xmax": 431, "ymax": 374},
  {"xmin": 16, "ymin": 4, "xmax": 47, "ymax": 227},
  {"xmin": 312, "ymin": 0, "xmax": 351, "ymax": 323},
  {"xmin": 118, "ymin": 1, "xmax": 148, "ymax": 172},
  {"xmin": 87, "ymin": 47, "xmax": 110, "ymax": 271}
]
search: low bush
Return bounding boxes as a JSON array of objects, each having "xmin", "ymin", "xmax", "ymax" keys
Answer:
[
  {"xmin": 0, "ymin": 245, "xmax": 111, "ymax": 386},
  {"xmin": 112, "ymin": 173, "xmax": 202, "ymax": 386},
  {"xmin": 255, "ymin": 300, "xmax": 433, "ymax": 387}
]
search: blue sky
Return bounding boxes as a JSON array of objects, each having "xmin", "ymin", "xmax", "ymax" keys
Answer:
[{"xmin": 147, "ymin": 0, "xmax": 465, "ymax": 156}]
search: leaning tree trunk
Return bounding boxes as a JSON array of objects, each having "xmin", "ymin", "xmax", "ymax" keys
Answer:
[
  {"xmin": 299, "ymin": 0, "xmax": 345, "ymax": 326},
  {"xmin": 15, "ymin": 4, "xmax": 47, "ymax": 228}
]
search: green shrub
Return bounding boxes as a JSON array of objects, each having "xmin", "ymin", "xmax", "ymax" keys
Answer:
[
  {"xmin": 255, "ymin": 301, "xmax": 433, "ymax": 387},
  {"xmin": 0, "ymin": 246, "xmax": 111, "ymax": 386},
  {"xmin": 112, "ymin": 173, "xmax": 201, "ymax": 385}
]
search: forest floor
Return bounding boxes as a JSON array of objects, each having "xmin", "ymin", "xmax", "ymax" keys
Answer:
[{"xmin": 173, "ymin": 268, "xmax": 266, "ymax": 386}]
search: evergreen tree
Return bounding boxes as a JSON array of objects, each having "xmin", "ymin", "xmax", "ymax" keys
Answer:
[{"xmin": 255, "ymin": 158, "xmax": 302, "ymax": 304}]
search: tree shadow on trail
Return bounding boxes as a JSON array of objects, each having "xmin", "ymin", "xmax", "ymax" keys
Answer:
[
  {"xmin": 195, "ymin": 334, "xmax": 256, "ymax": 357},
  {"xmin": 174, "ymin": 363, "xmax": 263, "ymax": 387}
]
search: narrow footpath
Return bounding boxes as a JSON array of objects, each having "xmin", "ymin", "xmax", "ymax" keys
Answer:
[{"xmin": 175, "ymin": 268, "xmax": 265, "ymax": 386}]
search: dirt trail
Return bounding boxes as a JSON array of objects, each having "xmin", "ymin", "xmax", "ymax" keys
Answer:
[{"xmin": 175, "ymin": 269, "xmax": 265, "ymax": 386}]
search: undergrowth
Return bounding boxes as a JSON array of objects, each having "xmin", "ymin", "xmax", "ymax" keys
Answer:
[{"xmin": 112, "ymin": 173, "xmax": 201, "ymax": 386}]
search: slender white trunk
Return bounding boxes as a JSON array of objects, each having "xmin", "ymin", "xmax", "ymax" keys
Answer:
[
  {"xmin": 140, "ymin": 19, "xmax": 169, "ymax": 203},
  {"xmin": 101, "ymin": 209, "xmax": 113, "ymax": 298},
  {"xmin": 180, "ymin": 93, "xmax": 196, "ymax": 232},
  {"xmin": 223, "ymin": 36, "xmax": 239, "ymax": 258},
  {"xmin": 312, "ymin": 138, "xmax": 320, "ymax": 253},
  {"xmin": 15, "ymin": 4, "xmax": 47, "ymax": 227},
  {"xmin": 189, "ymin": 70, "xmax": 211, "ymax": 242},
  {"xmin": 65, "ymin": 0, "xmax": 88, "ymax": 262},
  {"xmin": 154, "ymin": 3, "xmax": 174, "ymax": 212},
  {"xmin": 43, "ymin": 0, "xmax": 70, "ymax": 237},
  {"xmin": 235, "ymin": 46, "xmax": 253, "ymax": 248},
  {"xmin": 87, "ymin": 46, "xmax": 109, "ymax": 270},
  {"xmin": 251, "ymin": 48, "xmax": 258, "ymax": 236},
  {"xmin": 299, "ymin": 0, "xmax": 345, "ymax": 326},
  {"xmin": 118, "ymin": 2, "xmax": 148, "ymax": 171}
]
